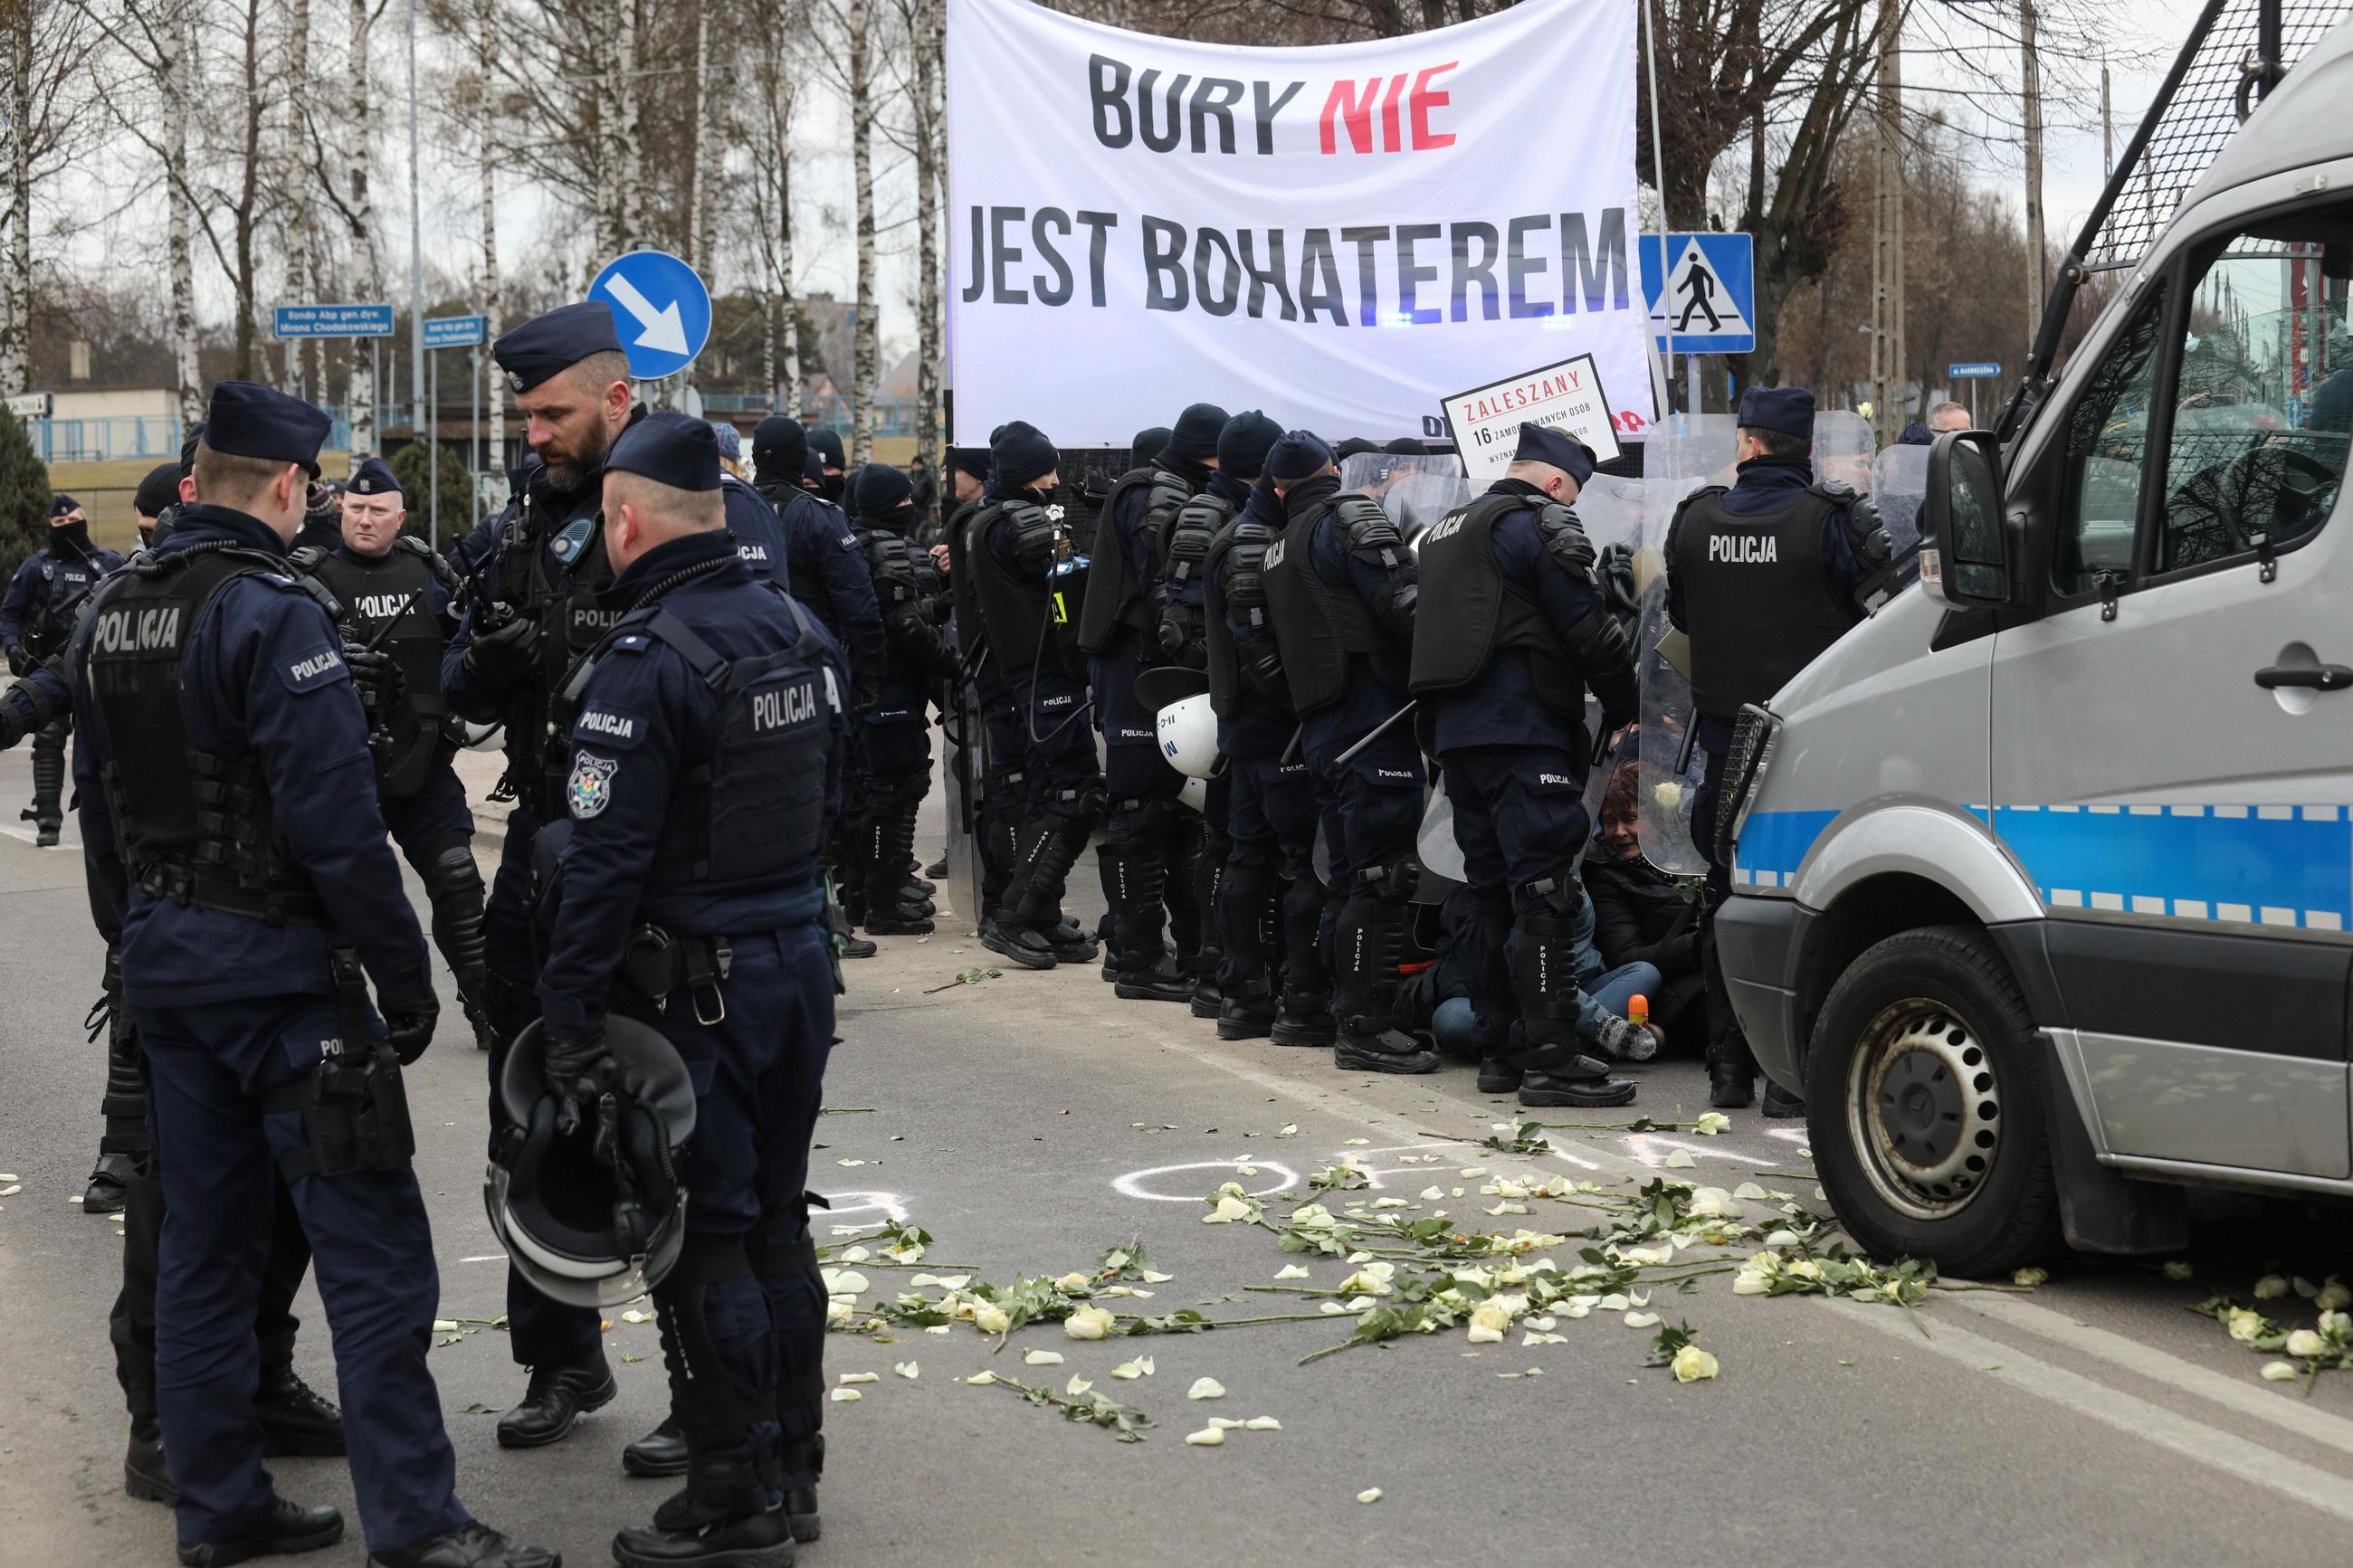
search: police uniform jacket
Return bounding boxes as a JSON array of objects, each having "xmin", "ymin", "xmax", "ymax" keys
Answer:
[
  {"xmin": 538, "ymin": 530, "xmax": 850, "ymax": 1041},
  {"xmin": 1206, "ymin": 477, "xmax": 1291, "ymax": 760},
  {"xmin": 2, "ymin": 530, "xmax": 125, "ymax": 655},
  {"xmin": 720, "ymin": 473, "xmax": 792, "ymax": 584},
  {"xmin": 69, "ymin": 505, "xmax": 432, "ymax": 1009},
  {"xmin": 756, "ymin": 479, "xmax": 887, "ymax": 696},
  {"xmin": 1281, "ymin": 472, "xmax": 1411, "ymax": 750}
]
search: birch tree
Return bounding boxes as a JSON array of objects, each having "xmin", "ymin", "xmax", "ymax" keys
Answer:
[
  {"xmin": 476, "ymin": 0, "xmax": 503, "ymax": 486},
  {"xmin": 846, "ymin": 0, "xmax": 877, "ymax": 464},
  {"xmin": 749, "ymin": 0, "xmax": 804, "ymax": 413}
]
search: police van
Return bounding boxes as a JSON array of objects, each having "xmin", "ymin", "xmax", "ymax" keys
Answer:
[{"xmin": 1710, "ymin": 3, "xmax": 2353, "ymax": 1272}]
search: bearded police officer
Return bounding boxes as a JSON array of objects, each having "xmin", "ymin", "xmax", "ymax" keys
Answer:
[
  {"xmin": 1203, "ymin": 411, "xmax": 1328, "ymax": 1042},
  {"xmin": 1080, "ymin": 403, "xmax": 1228, "ymax": 1003},
  {"xmin": 970, "ymin": 421, "xmax": 1104, "ymax": 969},
  {"xmin": 3, "ymin": 492, "xmax": 122, "ymax": 844},
  {"xmin": 846, "ymin": 462, "xmax": 959, "ymax": 936},
  {"xmin": 71, "ymin": 380, "xmax": 555, "ymax": 1568},
  {"xmin": 1262, "ymin": 432, "xmax": 1434, "ymax": 1074},
  {"xmin": 442, "ymin": 299, "xmax": 640, "ymax": 1449},
  {"xmin": 536, "ymin": 413, "xmax": 848, "ymax": 1567},
  {"xmin": 1413, "ymin": 424, "xmax": 1649, "ymax": 1107},
  {"xmin": 290, "ymin": 458, "xmax": 494, "ymax": 1053},
  {"xmin": 1665, "ymin": 385, "xmax": 1890, "ymax": 1116}
]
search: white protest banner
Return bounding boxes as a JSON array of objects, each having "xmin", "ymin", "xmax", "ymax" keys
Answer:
[
  {"xmin": 1442, "ymin": 354, "xmax": 1620, "ymax": 487},
  {"xmin": 946, "ymin": 0, "xmax": 1654, "ymax": 448}
]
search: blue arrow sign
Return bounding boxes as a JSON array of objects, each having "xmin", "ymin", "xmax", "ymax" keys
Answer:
[
  {"xmin": 274, "ymin": 302, "xmax": 395, "ymax": 339},
  {"xmin": 424, "ymin": 313, "xmax": 487, "ymax": 349},
  {"xmin": 587, "ymin": 250, "xmax": 711, "ymax": 380},
  {"xmin": 1948, "ymin": 361, "xmax": 2002, "ymax": 379},
  {"xmin": 1637, "ymin": 233, "xmax": 1755, "ymax": 356}
]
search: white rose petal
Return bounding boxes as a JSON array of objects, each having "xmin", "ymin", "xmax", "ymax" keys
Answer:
[
  {"xmin": 1110, "ymin": 1360, "xmax": 1151, "ymax": 1380},
  {"xmin": 1357, "ymin": 1487, "xmax": 1383, "ymax": 1505},
  {"xmin": 1188, "ymin": 1376, "xmax": 1226, "ymax": 1400},
  {"xmin": 1663, "ymin": 1150, "xmax": 1698, "ymax": 1169},
  {"xmin": 1343, "ymin": 1137, "xmax": 1369, "ymax": 1146},
  {"xmin": 837, "ymin": 1372, "xmax": 880, "ymax": 1385},
  {"xmin": 829, "ymin": 1388, "xmax": 862, "ymax": 1402},
  {"xmin": 965, "ymin": 1372, "xmax": 996, "ymax": 1385},
  {"xmin": 2319, "ymin": 1279, "xmax": 2353, "ymax": 1313},
  {"xmin": 1023, "ymin": 1349, "xmax": 1065, "ymax": 1366},
  {"xmin": 1278, "ymin": 1123, "xmax": 1298, "ymax": 1136},
  {"xmin": 923, "ymin": 1325, "xmax": 952, "ymax": 1336},
  {"xmin": 1207, "ymin": 1416, "xmax": 1247, "ymax": 1430},
  {"xmin": 893, "ymin": 1362, "xmax": 919, "ymax": 1379},
  {"xmin": 1140, "ymin": 1269, "xmax": 1174, "ymax": 1283},
  {"xmin": 620, "ymin": 1309, "xmax": 654, "ymax": 1324},
  {"xmin": 2163, "ymin": 1260, "xmax": 2195, "ymax": 1281},
  {"xmin": 2227, "ymin": 1309, "xmax": 2265, "ymax": 1343},
  {"xmin": 2287, "ymin": 1328, "xmax": 2328, "ymax": 1358},
  {"xmin": 1065, "ymin": 1375, "xmax": 1093, "ymax": 1397},
  {"xmin": 2255, "ymin": 1275, "xmax": 2291, "ymax": 1300},
  {"xmin": 2013, "ymin": 1266, "xmax": 2049, "ymax": 1288},
  {"xmin": 1732, "ymin": 1181, "xmax": 1769, "ymax": 1200},
  {"xmin": 836, "ymin": 1245, "xmax": 872, "ymax": 1263},
  {"xmin": 2262, "ymin": 1361, "xmax": 2301, "ymax": 1382},
  {"xmin": 2324, "ymin": 1310, "xmax": 2352, "ymax": 1337},
  {"xmin": 1203, "ymin": 1194, "xmax": 1254, "ymax": 1224},
  {"xmin": 1245, "ymin": 1416, "xmax": 1282, "ymax": 1430},
  {"xmin": 1275, "ymin": 1264, "xmax": 1312, "ymax": 1280},
  {"xmin": 1057, "ymin": 1271, "xmax": 1092, "ymax": 1291},
  {"xmin": 1624, "ymin": 1312, "xmax": 1662, "ymax": 1329},
  {"xmin": 1185, "ymin": 1427, "xmax": 1225, "ymax": 1447},
  {"xmin": 1320, "ymin": 1302, "xmax": 1348, "ymax": 1315}
]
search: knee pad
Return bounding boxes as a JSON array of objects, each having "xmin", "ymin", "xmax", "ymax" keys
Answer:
[{"xmin": 655, "ymin": 1233, "xmax": 778, "ymax": 1449}]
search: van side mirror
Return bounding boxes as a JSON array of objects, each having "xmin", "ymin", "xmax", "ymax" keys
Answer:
[{"xmin": 1920, "ymin": 430, "xmax": 2011, "ymax": 610}]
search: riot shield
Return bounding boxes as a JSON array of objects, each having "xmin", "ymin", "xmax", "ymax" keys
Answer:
[
  {"xmin": 1414, "ymin": 774, "xmax": 1467, "ymax": 898},
  {"xmin": 1813, "ymin": 410, "xmax": 1876, "ymax": 496},
  {"xmin": 1871, "ymin": 442, "xmax": 1932, "ymax": 555},
  {"xmin": 1338, "ymin": 451, "xmax": 1472, "ymax": 547},
  {"xmin": 938, "ymin": 656, "xmax": 990, "ymax": 927}
]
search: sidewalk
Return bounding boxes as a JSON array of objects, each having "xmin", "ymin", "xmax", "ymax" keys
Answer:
[{"xmin": 450, "ymin": 739, "xmax": 514, "ymax": 859}]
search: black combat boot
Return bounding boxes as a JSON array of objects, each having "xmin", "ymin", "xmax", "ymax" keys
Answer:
[
  {"xmin": 125, "ymin": 1420, "xmax": 177, "ymax": 1505},
  {"xmin": 82, "ymin": 1150, "xmax": 134, "ymax": 1213},
  {"xmin": 982, "ymin": 818, "xmax": 1061, "ymax": 969},
  {"xmin": 494, "ymin": 1353, "xmax": 616, "ymax": 1449},
  {"xmin": 1762, "ymin": 1079, "xmax": 1806, "ymax": 1118},
  {"xmin": 1329, "ymin": 893, "xmax": 1435, "ymax": 1073},
  {"xmin": 176, "ymin": 1497, "xmax": 344, "ymax": 1567},
  {"xmin": 862, "ymin": 802, "xmax": 936, "ymax": 936},
  {"xmin": 617, "ymin": 1457, "xmax": 795, "ymax": 1568},
  {"xmin": 253, "ymin": 1364, "xmax": 346, "ymax": 1457},
  {"xmin": 1510, "ymin": 894, "xmax": 1634, "ymax": 1107},
  {"xmin": 366, "ymin": 1521, "xmax": 561, "ymax": 1568},
  {"xmin": 624, "ymin": 1418, "xmax": 689, "ymax": 1478},
  {"xmin": 1098, "ymin": 841, "xmax": 1192, "ymax": 1001}
]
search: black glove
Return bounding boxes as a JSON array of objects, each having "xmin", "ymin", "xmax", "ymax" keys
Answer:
[
  {"xmin": 1597, "ymin": 542, "xmax": 1639, "ymax": 623},
  {"xmin": 381, "ymin": 993, "xmax": 441, "ymax": 1066},
  {"xmin": 543, "ymin": 1019, "xmax": 616, "ymax": 1136},
  {"xmin": 1843, "ymin": 494, "xmax": 1893, "ymax": 570},
  {"xmin": 462, "ymin": 615, "xmax": 540, "ymax": 690},
  {"xmin": 345, "ymin": 644, "xmax": 406, "ymax": 720},
  {"xmin": 5, "ymin": 644, "xmax": 26, "ymax": 678}
]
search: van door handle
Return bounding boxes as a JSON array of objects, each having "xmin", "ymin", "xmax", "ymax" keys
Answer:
[{"xmin": 2254, "ymin": 664, "xmax": 2353, "ymax": 691}]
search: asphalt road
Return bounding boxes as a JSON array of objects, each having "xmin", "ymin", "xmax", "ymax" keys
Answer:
[{"xmin": 6, "ymin": 736, "xmax": 2353, "ymax": 1568}]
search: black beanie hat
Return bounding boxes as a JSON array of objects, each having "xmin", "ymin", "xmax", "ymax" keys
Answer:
[
  {"xmin": 1267, "ymin": 431, "xmax": 1334, "ymax": 483},
  {"xmin": 1130, "ymin": 426, "xmax": 1171, "ymax": 471},
  {"xmin": 134, "ymin": 462, "xmax": 182, "ymax": 518},
  {"xmin": 948, "ymin": 446, "xmax": 990, "ymax": 480},
  {"xmin": 1167, "ymin": 403, "xmax": 1230, "ymax": 461},
  {"xmin": 853, "ymin": 463, "xmax": 914, "ymax": 518},
  {"xmin": 753, "ymin": 415, "xmax": 807, "ymax": 483},
  {"xmin": 992, "ymin": 421, "xmax": 1058, "ymax": 489},
  {"xmin": 1216, "ymin": 411, "xmax": 1282, "ymax": 480}
]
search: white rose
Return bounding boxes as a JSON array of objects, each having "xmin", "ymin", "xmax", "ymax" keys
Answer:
[
  {"xmin": 2287, "ymin": 1328, "xmax": 2328, "ymax": 1358},
  {"xmin": 974, "ymin": 1304, "xmax": 1012, "ymax": 1335},
  {"xmin": 2254, "ymin": 1275, "xmax": 2291, "ymax": 1300},
  {"xmin": 1203, "ymin": 1194, "xmax": 1253, "ymax": 1224},
  {"xmin": 1467, "ymin": 1304, "xmax": 1511, "ymax": 1345},
  {"xmin": 1065, "ymin": 1306, "xmax": 1118, "ymax": 1341},
  {"xmin": 1685, "ymin": 1188, "xmax": 1741, "ymax": 1220},
  {"xmin": 1057, "ymin": 1272, "xmax": 1093, "ymax": 1292},
  {"xmin": 1671, "ymin": 1344, "xmax": 1720, "ymax": 1383},
  {"xmin": 1692, "ymin": 1112, "xmax": 1731, "ymax": 1135},
  {"xmin": 1653, "ymin": 780, "xmax": 1683, "ymax": 810},
  {"xmin": 2227, "ymin": 1308, "xmax": 2265, "ymax": 1343},
  {"xmin": 2318, "ymin": 1279, "xmax": 2352, "ymax": 1312}
]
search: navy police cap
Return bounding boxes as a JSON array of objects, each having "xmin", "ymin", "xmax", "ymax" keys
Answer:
[
  {"xmin": 1736, "ymin": 385, "xmax": 1815, "ymax": 442},
  {"xmin": 205, "ymin": 380, "xmax": 332, "ymax": 478},
  {"xmin": 493, "ymin": 301, "xmax": 625, "ymax": 395},
  {"xmin": 347, "ymin": 456, "xmax": 403, "ymax": 497},
  {"xmin": 49, "ymin": 492, "xmax": 80, "ymax": 517},
  {"xmin": 606, "ymin": 410, "xmax": 721, "ymax": 493},
  {"xmin": 1512, "ymin": 423, "xmax": 1595, "ymax": 485}
]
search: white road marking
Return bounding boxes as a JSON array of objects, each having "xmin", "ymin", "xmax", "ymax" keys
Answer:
[
  {"xmin": 1832, "ymin": 1298, "xmax": 2353, "ymax": 1522},
  {"xmin": 0, "ymin": 824, "xmax": 73, "ymax": 849},
  {"xmin": 1114, "ymin": 1161, "xmax": 1301, "ymax": 1202},
  {"xmin": 460, "ymin": 1253, "xmax": 508, "ymax": 1264}
]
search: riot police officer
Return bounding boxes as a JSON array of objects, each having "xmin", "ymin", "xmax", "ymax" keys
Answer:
[
  {"xmin": 1413, "ymin": 423, "xmax": 1648, "ymax": 1107},
  {"xmin": 442, "ymin": 299, "xmax": 638, "ymax": 1449},
  {"xmin": 134, "ymin": 461, "xmax": 181, "ymax": 548},
  {"xmin": 710, "ymin": 421, "xmax": 794, "ymax": 586},
  {"xmin": 847, "ymin": 462, "xmax": 959, "ymax": 936},
  {"xmin": 970, "ymin": 421, "xmax": 1103, "ymax": 968},
  {"xmin": 70, "ymin": 380, "xmax": 554, "ymax": 1568},
  {"xmin": 3, "ymin": 492, "xmax": 122, "ymax": 844},
  {"xmin": 805, "ymin": 424, "xmax": 849, "ymax": 503},
  {"xmin": 290, "ymin": 457, "xmax": 494, "ymax": 1051},
  {"xmin": 1079, "ymin": 404, "xmax": 1229, "ymax": 1003},
  {"xmin": 1261, "ymin": 432, "xmax": 1433, "ymax": 1073},
  {"xmin": 1203, "ymin": 411, "xmax": 1327, "ymax": 1042},
  {"xmin": 1665, "ymin": 385, "xmax": 1889, "ymax": 1116},
  {"xmin": 535, "ymin": 413, "xmax": 848, "ymax": 1567}
]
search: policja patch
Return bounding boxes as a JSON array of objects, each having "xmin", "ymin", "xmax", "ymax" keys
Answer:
[{"xmin": 567, "ymin": 751, "xmax": 618, "ymax": 819}]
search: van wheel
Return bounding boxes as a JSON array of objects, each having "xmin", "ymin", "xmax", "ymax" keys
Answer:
[{"xmin": 1805, "ymin": 925, "xmax": 2061, "ymax": 1278}]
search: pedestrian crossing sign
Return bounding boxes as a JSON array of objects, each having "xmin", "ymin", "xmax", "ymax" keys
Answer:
[{"xmin": 1638, "ymin": 233, "xmax": 1756, "ymax": 356}]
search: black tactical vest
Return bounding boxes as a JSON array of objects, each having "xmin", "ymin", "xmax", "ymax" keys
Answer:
[
  {"xmin": 1667, "ymin": 485, "xmax": 1859, "ymax": 723},
  {"xmin": 1409, "ymin": 492, "xmax": 1585, "ymax": 718},
  {"xmin": 1077, "ymin": 467, "xmax": 1189, "ymax": 654},
  {"xmin": 1262, "ymin": 494, "xmax": 1400, "ymax": 717},
  {"xmin": 945, "ymin": 499, "xmax": 987, "ymax": 669},
  {"xmin": 504, "ymin": 487, "xmax": 618, "ymax": 817},
  {"xmin": 25, "ymin": 548, "xmax": 107, "ymax": 656},
  {"xmin": 300, "ymin": 540, "xmax": 450, "ymax": 799},
  {"xmin": 85, "ymin": 545, "xmax": 328, "ymax": 925},
  {"xmin": 1202, "ymin": 513, "xmax": 1287, "ymax": 722},
  {"xmin": 558, "ymin": 586, "xmax": 839, "ymax": 898},
  {"xmin": 968, "ymin": 502, "xmax": 1056, "ymax": 677}
]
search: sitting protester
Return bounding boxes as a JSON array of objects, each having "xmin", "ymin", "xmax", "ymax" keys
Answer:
[{"xmin": 1584, "ymin": 763, "xmax": 1706, "ymax": 1053}]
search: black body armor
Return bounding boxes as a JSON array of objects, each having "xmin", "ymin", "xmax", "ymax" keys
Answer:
[
  {"xmin": 297, "ymin": 539, "xmax": 452, "ymax": 799},
  {"xmin": 1076, "ymin": 467, "xmax": 1189, "ymax": 654},
  {"xmin": 1665, "ymin": 485, "xmax": 1858, "ymax": 724},
  {"xmin": 1262, "ymin": 494, "xmax": 1408, "ymax": 717},
  {"xmin": 1409, "ymin": 492, "xmax": 1587, "ymax": 719},
  {"xmin": 1202, "ymin": 513, "xmax": 1290, "ymax": 722}
]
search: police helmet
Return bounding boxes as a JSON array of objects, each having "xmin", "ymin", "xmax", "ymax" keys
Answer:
[
  {"xmin": 1177, "ymin": 775, "xmax": 1210, "ymax": 813},
  {"xmin": 484, "ymin": 1016, "xmax": 697, "ymax": 1309},
  {"xmin": 1154, "ymin": 692, "xmax": 1224, "ymax": 780}
]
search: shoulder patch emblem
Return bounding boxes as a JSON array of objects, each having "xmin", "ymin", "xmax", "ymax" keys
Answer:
[
  {"xmin": 567, "ymin": 751, "xmax": 618, "ymax": 819},
  {"xmin": 281, "ymin": 643, "xmax": 348, "ymax": 691}
]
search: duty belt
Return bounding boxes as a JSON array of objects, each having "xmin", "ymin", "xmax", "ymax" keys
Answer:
[
  {"xmin": 623, "ymin": 923, "xmax": 735, "ymax": 1025},
  {"xmin": 138, "ymin": 860, "xmax": 329, "ymax": 927}
]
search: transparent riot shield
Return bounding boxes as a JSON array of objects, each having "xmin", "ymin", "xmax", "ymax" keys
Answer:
[
  {"xmin": 1338, "ymin": 451, "xmax": 1472, "ymax": 548},
  {"xmin": 1813, "ymin": 410, "xmax": 1877, "ymax": 496},
  {"xmin": 938, "ymin": 661, "xmax": 989, "ymax": 927},
  {"xmin": 1871, "ymin": 442, "xmax": 1932, "ymax": 555},
  {"xmin": 1415, "ymin": 774, "xmax": 1467, "ymax": 896}
]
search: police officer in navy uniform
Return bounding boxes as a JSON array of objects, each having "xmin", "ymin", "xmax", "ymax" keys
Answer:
[
  {"xmin": 710, "ymin": 421, "xmax": 794, "ymax": 586},
  {"xmin": 846, "ymin": 461, "xmax": 959, "ymax": 936},
  {"xmin": 1414, "ymin": 423, "xmax": 1649, "ymax": 1107},
  {"xmin": 1665, "ymin": 385, "xmax": 1889, "ymax": 1116},
  {"xmin": 135, "ymin": 461, "xmax": 182, "ymax": 547},
  {"xmin": 1203, "ymin": 410, "xmax": 1329, "ymax": 1043},
  {"xmin": 1261, "ymin": 432, "xmax": 1434, "ymax": 1074},
  {"xmin": 804, "ymin": 424, "xmax": 849, "ymax": 503},
  {"xmin": 969, "ymin": 421, "xmax": 1103, "ymax": 969},
  {"xmin": 3, "ymin": 492, "xmax": 123, "ymax": 844},
  {"xmin": 1078, "ymin": 403, "xmax": 1229, "ymax": 1003},
  {"xmin": 442, "ymin": 300, "xmax": 638, "ymax": 1450},
  {"xmin": 71, "ymin": 380, "xmax": 555, "ymax": 1568},
  {"xmin": 290, "ymin": 458, "xmax": 496, "ymax": 1052},
  {"xmin": 535, "ymin": 412, "xmax": 848, "ymax": 1568}
]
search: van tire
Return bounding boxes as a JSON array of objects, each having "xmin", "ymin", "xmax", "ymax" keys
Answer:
[{"xmin": 1805, "ymin": 924, "xmax": 2061, "ymax": 1278}]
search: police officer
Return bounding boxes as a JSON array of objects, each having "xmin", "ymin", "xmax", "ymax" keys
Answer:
[
  {"xmin": 70, "ymin": 380, "xmax": 553, "ymax": 1568},
  {"xmin": 1203, "ymin": 410, "xmax": 1329, "ymax": 1042},
  {"xmin": 847, "ymin": 462, "xmax": 959, "ymax": 936},
  {"xmin": 135, "ymin": 461, "xmax": 182, "ymax": 548},
  {"xmin": 1413, "ymin": 423, "xmax": 1648, "ymax": 1107},
  {"xmin": 710, "ymin": 422, "xmax": 792, "ymax": 585},
  {"xmin": 442, "ymin": 299, "xmax": 638, "ymax": 1449},
  {"xmin": 1665, "ymin": 385, "xmax": 1889, "ymax": 1116},
  {"xmin": 536, "ymin": 412, "xmax": 847, "ymax": 1568},
  {"xmin": 1261, "ymin": 432, "xmax": 1433, "ymax": 1073},
  {"xmin": 805, "ymin": 424, "xmax": 849, "ymax": 503},
  {"xmin": 970, "ymin": 421, "xmax": 1103, "ymax": 969},
  {"xmin": 293, "ymin": 477, "xmax": 345, "ymax": 554},
  {"xmin": 291, "ymin": 457, "xmax": 494, "ymax": 1052},
  {"xmin": 1079, "ymin": 404, "xmax": 1228, "ymax": 1003},
  {"xmin": 3, "ymin": 492, "xmax": 122, "ymax": 844}
]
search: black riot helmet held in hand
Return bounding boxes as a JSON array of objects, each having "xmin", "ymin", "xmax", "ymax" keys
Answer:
[{"xmin": 485, "ymin": 1016, "xmax": 698, "ymax": 1310}]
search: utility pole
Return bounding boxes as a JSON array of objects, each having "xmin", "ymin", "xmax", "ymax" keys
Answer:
[
  {"xmin": 407, "ymin": 0, "xmax": 424, "ymax": 437},
  {"xmin": 2023, "ymin": 0, "xmax": 2047, "ymax": 353},
  {"xmin": 1870, "ymin": 0, "xmax": 1905, "ymax": 446}
]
